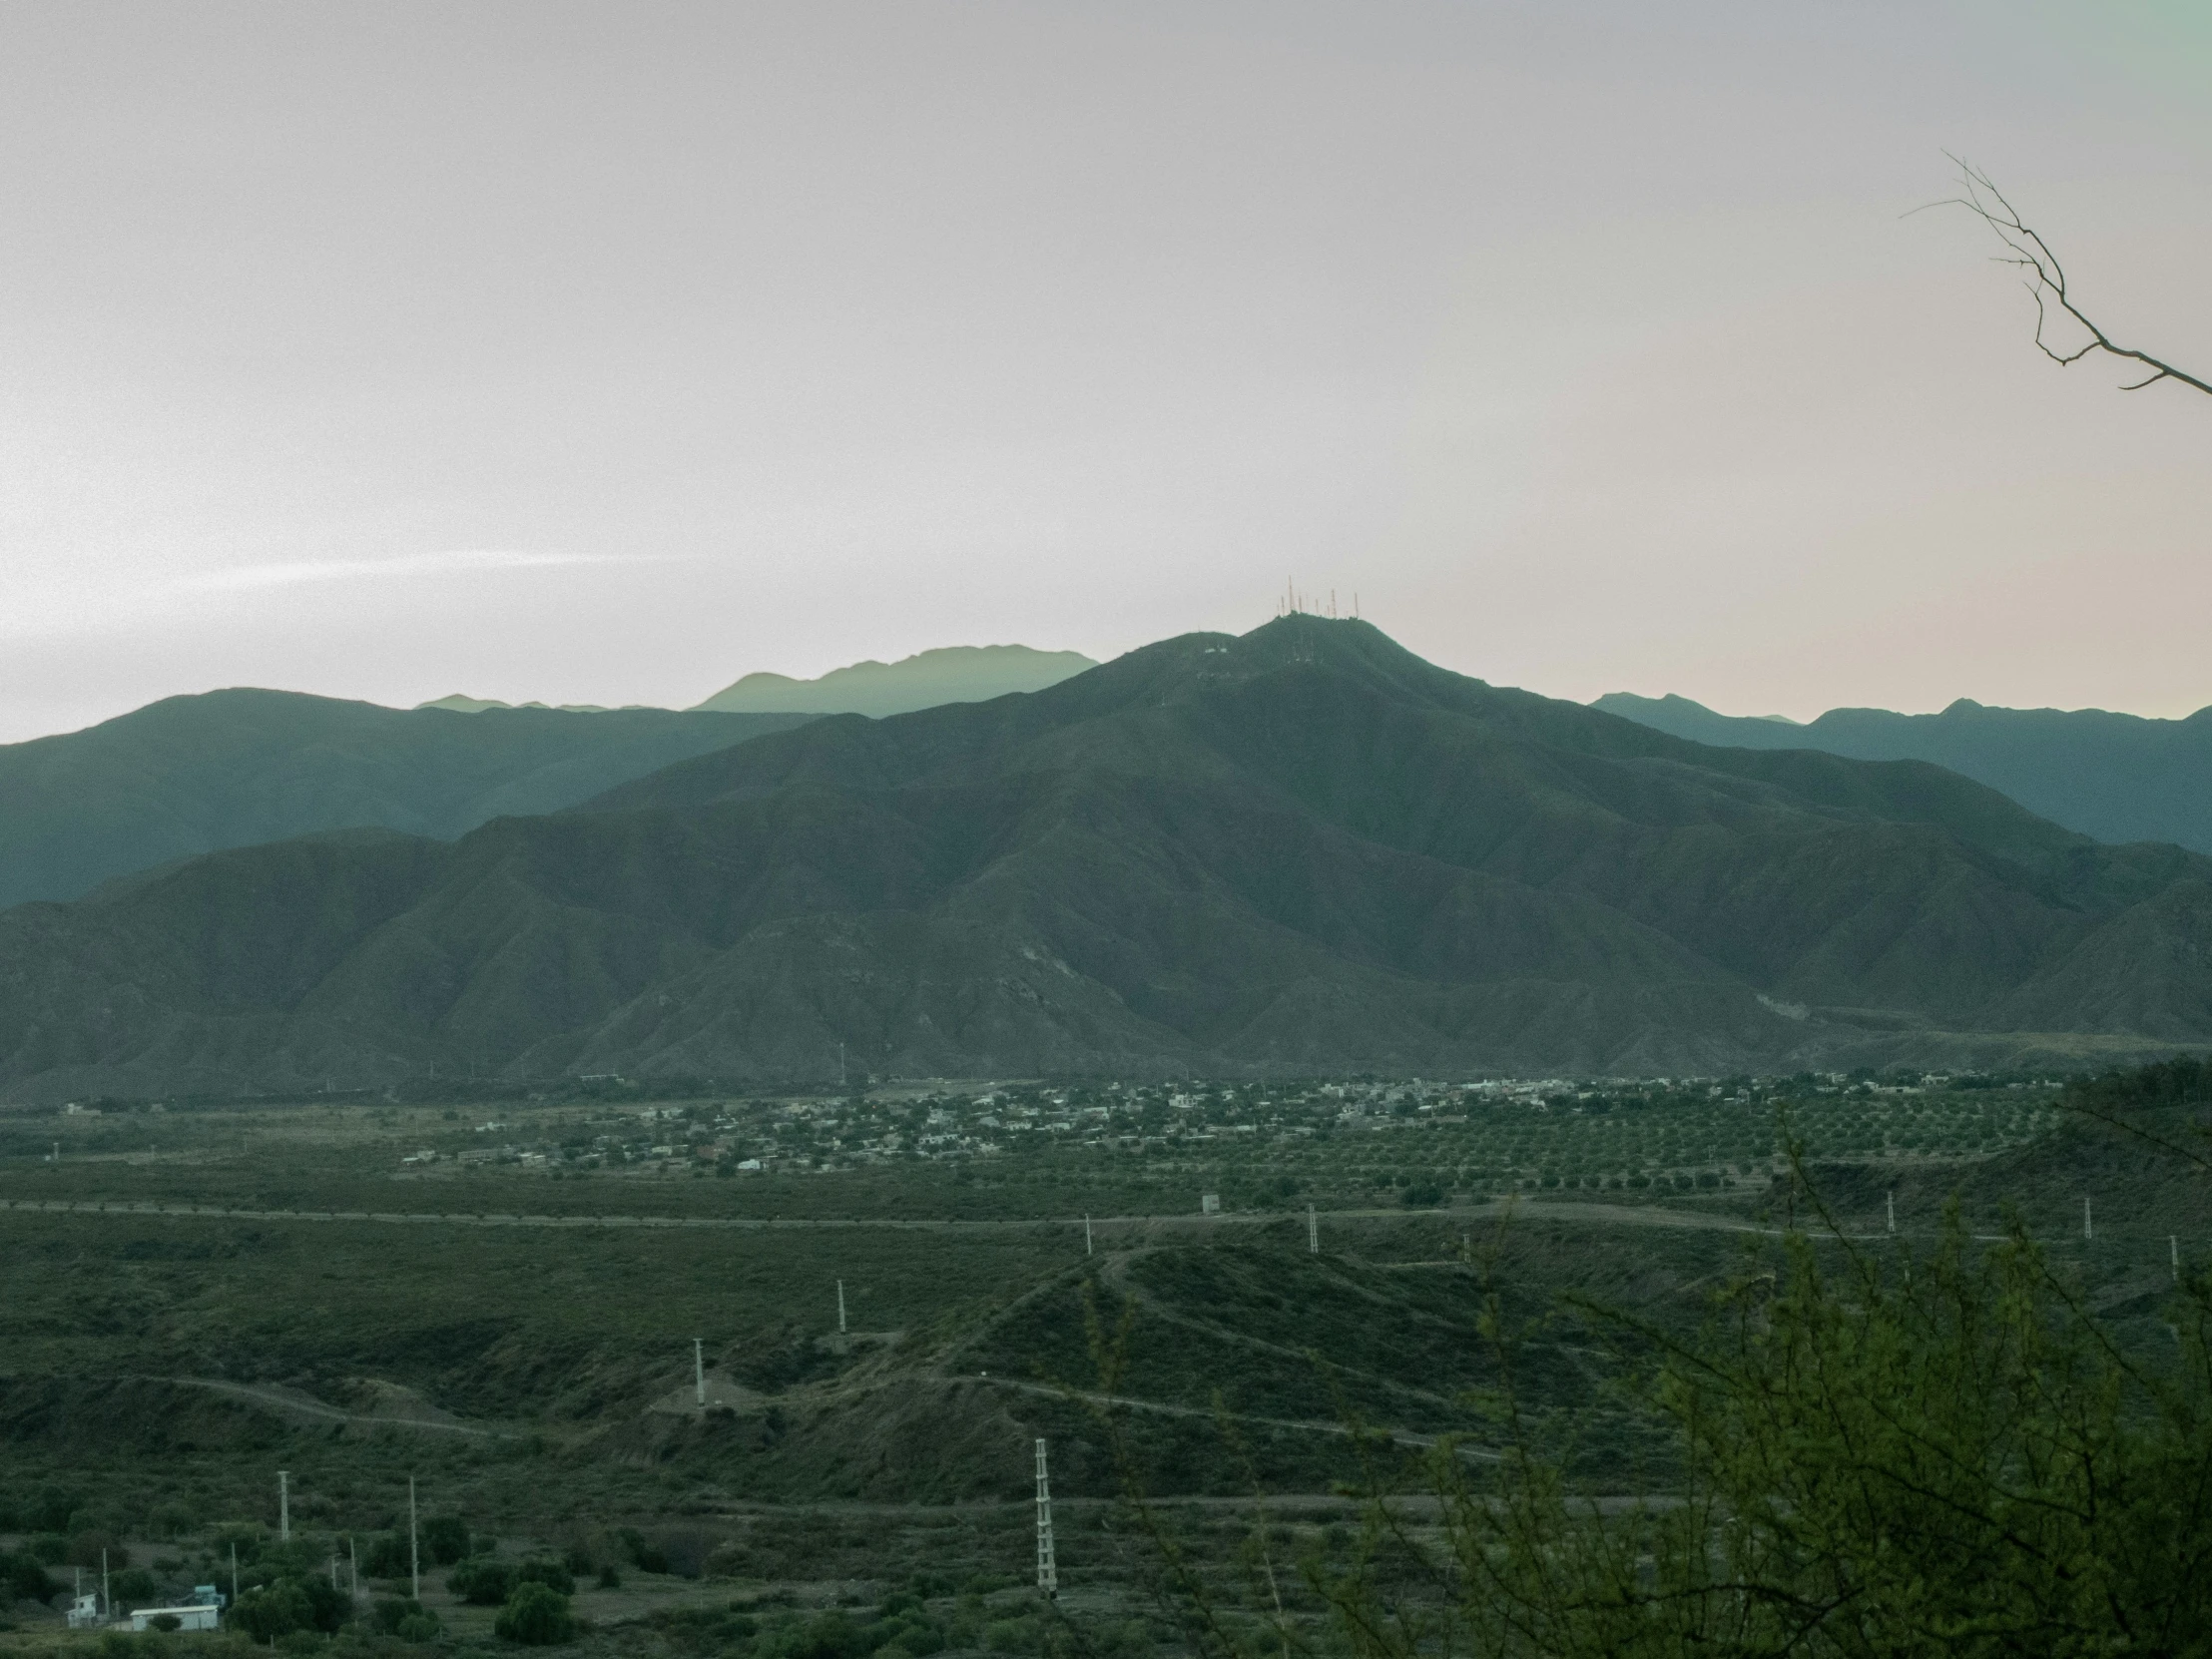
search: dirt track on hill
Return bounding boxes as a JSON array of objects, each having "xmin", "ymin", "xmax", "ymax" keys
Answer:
[
  {"xmin": 0, "ymin": 1194, "xmax": 1805, "ymax": 1235},
  {"xmin": 165, "ymin": 1377, "xmax": 492, "ymax": 1435}
]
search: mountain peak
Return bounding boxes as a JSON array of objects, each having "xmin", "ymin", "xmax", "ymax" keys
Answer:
[{"xmin": 692, "ymin": 643, "xmax": 1096, "ymax": 717}]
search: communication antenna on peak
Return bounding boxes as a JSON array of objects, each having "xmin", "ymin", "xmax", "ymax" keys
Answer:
[{"xmin": 1034, "ymin": 1438, "xmax": 1058, "ymax": 1597}]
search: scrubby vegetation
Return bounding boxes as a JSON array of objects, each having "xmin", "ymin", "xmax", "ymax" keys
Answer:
[{"xmin": 2, "ymin": 1059, "xmax": 2207, "ymax": 1655}]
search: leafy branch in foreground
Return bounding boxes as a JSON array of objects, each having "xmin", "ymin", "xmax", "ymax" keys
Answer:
[
  {"xmin": 1312, "ymin": 1200, "xmax": 2212, "ymax": 1658},
  {"xmin": 1926, "ymin": 158, "xmax": 2211, "ymax": 399}
]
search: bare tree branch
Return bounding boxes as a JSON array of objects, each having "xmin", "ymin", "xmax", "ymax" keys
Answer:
[{"xmin": 1916, "ymin": 157, "xmax": 2211, "ymax": 400}]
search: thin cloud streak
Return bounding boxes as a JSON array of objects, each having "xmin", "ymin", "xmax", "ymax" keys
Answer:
[{"xmin": 181, "ymin": 549, "xmax": 644, "ymax": 593}]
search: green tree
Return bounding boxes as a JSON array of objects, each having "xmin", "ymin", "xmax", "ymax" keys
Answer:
[
  {"xmin": 447, "ymin": 1557, "xmax": 516, "ymax": 1606},
  {"xmin": 493, "ymin": 1581, "xmax": 577, "ymax": 1646},
  {"xmin": 1319, "ymin": 1207, "xmax": 2212, "ymax": 1657},
  {"xmin": 420, "ymin": 1514, "xmax": 471, "ymax": 1566},
  {"xmin": 2, "ymin": 1549, "xmax": 57, "ymax": 1603},
  {"xmin": 230, "ymin": 1581, "xmax": 316, "ymax": 1644}
]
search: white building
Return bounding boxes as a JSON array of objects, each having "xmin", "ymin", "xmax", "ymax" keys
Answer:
[{"xmin": 131, "ymin": 1605, "xmax": 222, "ymax": 1633}]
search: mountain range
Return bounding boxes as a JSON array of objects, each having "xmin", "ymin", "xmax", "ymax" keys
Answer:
[
  {"xmin": 1596, "ymin": 692, "xmax": 2212, "ymax": 854},
  {"xmin": 2, "ymin": 617, "xmax": 2207, "ymax": 1100},
  {"xmin": 690, "ymin": 644, "xmax": 1096, "ymax": 716},
  {"xmin": 421, "ymin": 644, "xmax": 1098, "ymax": 720},
  {"xmin": 0, "ymin": 692, "xmax": 811, "ymax": 911}
]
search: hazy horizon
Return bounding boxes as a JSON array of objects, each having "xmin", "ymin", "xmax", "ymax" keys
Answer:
[
  {"xmin": 15, "ymin": 618, "xmax": 2212, "ymax": 748},
  {"xmin": 4, "ymin": 2, "xmax": 2209, "ymax": 745}
]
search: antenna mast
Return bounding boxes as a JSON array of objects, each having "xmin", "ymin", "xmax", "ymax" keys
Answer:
[{"xmin": 1033, "ymin": 1438, "xmax": 1058, "ymax": 1598}]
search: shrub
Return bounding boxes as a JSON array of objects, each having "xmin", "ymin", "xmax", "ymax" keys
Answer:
[
  {"xmin": 493, "ymin": 1583, "xmax": 576, "ymax": 1646},
  {"xmin": 395, "ymin": 1615, "xmax": 441, "ymax": 1644},
  {"xmin": 420, "ymin": 1515, "xmax": 471, "ymax": 1567},
  {"xmin": 149, "ymin": 1615, "xmax": 182, "ymax": 1633},
  {"xmin": 595, "ymin": 1565, "xmax": 621, "ymax": 1590},
  {"xmin": 231, "ymin": 1581, "xmax": 316, "ymax": 1643},
  {"xmin": 67, "ymin": 1532, "xmax": 129, "ymax": 1570},
  {"xmin": 761, "ymin": 1610, "xmax": 866, "ymax": 1659},
  {"xmin": 372, "ymin": 1599, "xmax": 429, "ymax": 1635},
  {"xmin": 3, "ymin": 1550, "xmax": 57, "ymax": 1603},
  {"xmin": 447, "ymin": 1559, "xmax": 516, "ymax": 1606},
  {"xmin": 148, "ymin": 1503, "xmax": 198, "ymax": 1541},
  {"xmin": 516, "ymin": 1559, "xmax": 573, "ymax": 1596}
]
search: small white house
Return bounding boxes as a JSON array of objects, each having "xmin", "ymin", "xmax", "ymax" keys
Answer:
[
  {"xmin": 67, "ymin": 1593, "xmax": 104, "ymax": 1630},
  {"xmin": 131, "ymin": 1605, "xmax": 222, "ymax": 1633}
]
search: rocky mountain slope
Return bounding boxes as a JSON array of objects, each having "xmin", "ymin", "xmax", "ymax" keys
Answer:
[
  {"xmin": 1595, "ymin": 691, "xmax": 2212, "ymax": 853},
  {"xmin": 3, "ymin": 619, "xmax": 2209, "ymax": 1098},
  {"xmin": 0, "ymin": 690, "xmax": 810, "ymax": 908}
]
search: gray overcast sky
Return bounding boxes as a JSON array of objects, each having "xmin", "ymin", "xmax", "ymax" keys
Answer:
[{"xmin": 3, "ymin": 1, "xmax": 2208, "ymax": 742}]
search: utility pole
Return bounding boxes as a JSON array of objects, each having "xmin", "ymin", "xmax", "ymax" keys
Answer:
[
  {"xmin": 102, "ymin": 1550, "xmax": 110, "ymax": 1619},
  {"xmin": 348, "ymin": 1535, "xmax": 358, "ymax": 1599},
  {"xmin": 1886, "ymin": 1191, "xmax": 1896, "ymax": 1236},
  {"xmin": 408, "ymin": 1476, "xmax": 420, "ymax": 1601},
  {"xmin": 2084, "ymin": 1195, "xmax": 2094, "ymax": 1242},
  {"xmin": 836, "ymin": 1279, "xmax": 847, "ymax": 1335},
  {"xmin": 1083, "ymin": 1215, "xmax": 1092, "ymax": 1257},
  {"xmin": 278, "ymin": 1471, "xmax": 290, "ymax": 1542},
  {"xmin": 2174, "ymin": 1236, "xmax": 2182, "ymax": 1284},
  {"xmin": 694, "ymin": 1338, "xmax": 706, "ymax": 1406},
  {"xmin": 1309, "ymin": 1204, "xmax": 1319, "ymax": 1254},
  {"xmin": 230, "ymin": 1543, "xmax": 239, "ymax": 1611},
  {"xmin": 1033, "ymin": 1438, "xmax": 1058, "ymax": 1598}
]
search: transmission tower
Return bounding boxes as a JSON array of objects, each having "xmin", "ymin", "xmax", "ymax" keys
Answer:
[{"xmin": 1033, "ymin": 1438, "xmax": 1058, "ymax": 1597}]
